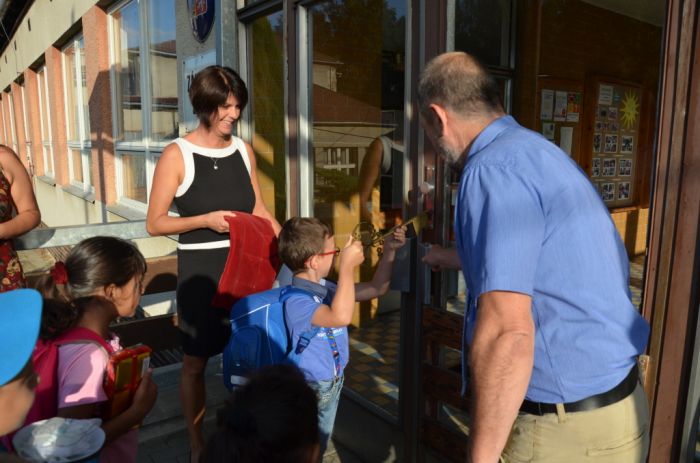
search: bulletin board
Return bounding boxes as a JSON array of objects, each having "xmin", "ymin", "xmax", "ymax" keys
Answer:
[
  {"xmin": 585, "ymin": 79, "xmax": 642, "ymax": 209},
  {"xmin": 536, "ymin": 78, "xmax": 584, "ymax": 164}
]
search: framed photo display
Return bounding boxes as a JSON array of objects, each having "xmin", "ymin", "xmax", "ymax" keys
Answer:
[{"xmin": 587, "ymin": 78, "xmax": 642, "ymax": 208}]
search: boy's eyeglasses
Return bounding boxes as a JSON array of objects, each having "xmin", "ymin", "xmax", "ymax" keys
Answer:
[{"xmin": 317, "ymin": 247, "xmax": 340, "ymax": 257}]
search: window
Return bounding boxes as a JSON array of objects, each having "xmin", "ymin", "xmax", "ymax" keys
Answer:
[
  {"xmin": 0, "ymin": 95, "xmax": 7, "ymax": 145},
  {"xmin": 37, "ymin": 66, "xmax": 55, "ymax": 177},
  {"xmin": 63, "ymin": 36, "xmax": 92, "ymax": 189},
  {"xmin": 244, "ymin": 9, "xmax": 287, "ymax": 224},
  {"xmin": 7, "ymin": 92, "xmax": 17, "ymax": 154},
  {"xmin": 303, "ymin": 0, "xmax": 408, "ymax": 418},
  {"xmin": 110, "ymin": 0, "xmax": 177, "ymax": 206},
  {"xmin": 20, "ymin": 84, "xmax": 32, "ymax": 175},
  {"xmin": 453, "ymin": 0, "xmax": 514, "ymax": 69}
]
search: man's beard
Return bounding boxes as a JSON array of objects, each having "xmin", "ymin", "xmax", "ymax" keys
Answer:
[{"xmin": 437, "ymin": 138, "xmax": 465, "ymax": 168}]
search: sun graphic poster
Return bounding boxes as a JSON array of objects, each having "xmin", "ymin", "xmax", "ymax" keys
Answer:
[
  {"xmin": 591, "ymin": 81, "xmax": 642, "ymax": 208},
  {"xmin": 620, "ymin": 91, "xmax": 640, "ymax": 130}
]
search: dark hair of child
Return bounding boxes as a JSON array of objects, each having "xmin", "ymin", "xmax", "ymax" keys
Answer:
[
  {"xmin": 278, "ymin": 217, "xmax": 333, "ymax": 273},
  {"xmin": 201, "ymin": 364, "xmax": 320, "ymax": 463},
  {"xmin": 35, "ymin": 236, "xmax": 147, "ymax": 340},
  {"xmin": 189, "ymin": 65, "xmax": 249, "ymax": 128}
]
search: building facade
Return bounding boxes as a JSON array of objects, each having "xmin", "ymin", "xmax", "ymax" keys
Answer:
[{"xmin": 1, "ymin": 0, "xmax": 699, "ymax": 461}]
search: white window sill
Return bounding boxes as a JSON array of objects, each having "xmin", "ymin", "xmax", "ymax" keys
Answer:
[
  {"xmin": 36, "ymin": 175, "xmax": 56, "ymax": 186},
  {"xmin": 62, "ymin": 184, "xmax": 95, "ymax": 203},
  {"xmin": 106, "ymin": 203, "xmax": 147, "ymax": 221}
]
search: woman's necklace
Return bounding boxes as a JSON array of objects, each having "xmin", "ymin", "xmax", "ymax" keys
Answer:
[{"xmin": 211, "ymin": 157, "xmax": 219, "ymax": 170}]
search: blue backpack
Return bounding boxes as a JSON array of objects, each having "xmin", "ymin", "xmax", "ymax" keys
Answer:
[{"xmin": 223, "ymin": 286, "xmax": 320, "ymax": 390}]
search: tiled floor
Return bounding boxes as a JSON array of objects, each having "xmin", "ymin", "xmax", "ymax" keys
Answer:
[{"xmin": 345, "ymin": 313, "xmax": 402, "ymax": 415}]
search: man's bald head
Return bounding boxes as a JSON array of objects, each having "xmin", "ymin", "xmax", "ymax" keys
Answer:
[{"xmin": 417, "ymin": 52, "xmax": 503, "ymax": 119}]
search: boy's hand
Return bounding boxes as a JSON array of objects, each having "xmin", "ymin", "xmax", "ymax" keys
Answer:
[
  {"xmin": 384, "ymin": 225, "xmax": 407, "ymax": 251},
  {"xmin": 339, "ymin": 236, "xmax": 365, "ymax": 270}
]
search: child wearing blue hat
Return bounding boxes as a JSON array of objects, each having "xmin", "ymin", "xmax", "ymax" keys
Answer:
[{"xmin": 0, "ymin": 289, "xmax": 42, "ymax": 440}]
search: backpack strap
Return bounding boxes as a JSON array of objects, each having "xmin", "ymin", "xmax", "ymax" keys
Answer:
[
  {"xmin": 280, "ymin": 286, "xmax": 321, "ymax": 356},
  {"xmin": 54, "ymin": 327, "xmax": 115, "ymax": 354}
]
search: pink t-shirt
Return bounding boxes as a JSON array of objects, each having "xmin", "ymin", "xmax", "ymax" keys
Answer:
[{"xmin": 57, "ymin": 335, "xmax": 139, "ymax": 463}]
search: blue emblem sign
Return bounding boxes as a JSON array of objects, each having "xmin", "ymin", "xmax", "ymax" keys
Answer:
[{"xmin": 188, "ymin": 0, "xmax": 215, "ymax": 43}]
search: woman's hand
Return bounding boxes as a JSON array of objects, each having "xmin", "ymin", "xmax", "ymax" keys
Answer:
[{"xmin": 205, "ymin": 211, "xmax": 237, "ymax": 233}]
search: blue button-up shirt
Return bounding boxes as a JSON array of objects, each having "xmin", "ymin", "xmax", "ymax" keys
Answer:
[{"xmin": 455, "ymin": 115, "xmax": 649, "ymax": 403}]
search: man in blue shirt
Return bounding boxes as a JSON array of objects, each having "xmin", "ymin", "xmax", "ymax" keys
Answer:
[{"xmin": 419, "ymin": 52, "xmax": 650, "ymax": 462}]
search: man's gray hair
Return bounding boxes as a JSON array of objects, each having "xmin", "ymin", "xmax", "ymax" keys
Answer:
[{"xmin": 417, "ymin": 52, "xmax": 503, "ymax": 118}]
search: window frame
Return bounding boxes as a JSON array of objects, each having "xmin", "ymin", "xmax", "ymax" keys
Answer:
[
  {"xmin": 108, "ymin": 0, "xmax": 176, "ymax": 209},
  {"xmin": 61, "ymin": 34, "xmax": 93, "ymax": 191},
  {"xmin": 19, "ymin": 84, "xmax": 32, "ymax": 175},
  {"xmin": 0, "ymin": 94, "xmax": 7, "ymax": 145},
  {"xmin": 36, "ymin": 66, "xmax": 55, "ymax": 178},
  {"xmin": 7, "ymin": 92, "xmax": 18, "ymax": 155}
]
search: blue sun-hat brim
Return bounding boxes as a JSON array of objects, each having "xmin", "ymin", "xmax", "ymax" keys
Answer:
[{"xmin": 0, "ymin": 289, "xmax": 42, "ymax": 386}]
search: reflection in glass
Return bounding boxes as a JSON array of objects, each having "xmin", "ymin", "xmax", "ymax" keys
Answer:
[
  {"xmin": 71, "ymin": 149, "xmax": 84, "ymax": 183},
  {"xmin": 455, "ymin": 0, "xmax": 512, "ymax": 67},
  {"xmin": 79, "ymin": 38, "xmax": 90, "ymax": 137},
  {"xmin": 65, "ymin": 36, "xmax": 91, "ymax": 186},
  {"xmin": 37, "ymin": 68, "xmax": 54, "ymax": 176},
  {"xmin": 308, "ymin": 0, "xmax": 406, "ymax": 417},
  {"xmin": 64, "ymin": 44, "xmax": 79, "ymax": 140},
  {"xmin": 121, "ymin": 152, "xmax": 147, "ymax": 203},
  {"xmin": 149, "ymin": 0, "xmax": 178, "ymax": 140},
  {"xmin": 8, "ymin": 94, "xmax": 17, "ymax": 152},
  {"xmin": 114, "ymin": 2, "xmax": 142, "ymax": 142},
  {"xmin": 249, "ymin": 11, "xmax": 286, "ymax": 223}
]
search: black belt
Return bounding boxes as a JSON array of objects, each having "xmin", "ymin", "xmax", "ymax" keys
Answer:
[{"xmin": 519, "ymin": 364, "xmax": 639, "ymax": 416}]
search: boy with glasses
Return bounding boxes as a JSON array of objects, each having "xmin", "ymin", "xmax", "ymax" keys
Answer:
[{"xmin": 278, "ymin": 217, "xmax": 406, "ymax": 456}]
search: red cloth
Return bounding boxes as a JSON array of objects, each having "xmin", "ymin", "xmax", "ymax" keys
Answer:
[{"xmin": 212, "ymin": 213, "xmax": 281, "ymax": 308}]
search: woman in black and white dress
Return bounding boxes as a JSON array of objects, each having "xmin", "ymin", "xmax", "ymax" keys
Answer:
[{"xmin": 146, "ymin": 66, "xmax": 280, "ymax": 462}]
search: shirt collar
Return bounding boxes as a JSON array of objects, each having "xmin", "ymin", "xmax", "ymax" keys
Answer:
[
  {"xmin": 292, "ymin": 276, "xmax": 329, "ymax": 300},
  {"xmin": 467, "ymin": 115, "xmax": 517, "ymax": 160}
]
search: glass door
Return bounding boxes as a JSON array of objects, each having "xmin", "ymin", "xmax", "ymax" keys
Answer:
[{"xmin": 304, "ymin": 0, "xmax": 408, "ymax": 418}]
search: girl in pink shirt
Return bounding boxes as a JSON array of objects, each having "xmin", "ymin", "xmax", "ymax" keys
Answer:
[{"xmin": 37, "ymin": 236, "xmax": 158, "ymax": 463}]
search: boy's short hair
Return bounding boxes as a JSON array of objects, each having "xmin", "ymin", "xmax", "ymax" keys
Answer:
[{"xmin": 278, "ymin": 217, "xmax": 333, "ymax": 272}]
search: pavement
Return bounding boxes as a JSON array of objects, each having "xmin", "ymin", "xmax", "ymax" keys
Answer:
[{"xmin": 136, "ymin": 357, "xmax": 366, "ymax": 463}]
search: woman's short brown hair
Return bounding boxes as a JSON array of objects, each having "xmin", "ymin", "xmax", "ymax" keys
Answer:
[{"xmin": 189, "ymin": 66, "xmax": 249, "ymax": 128}]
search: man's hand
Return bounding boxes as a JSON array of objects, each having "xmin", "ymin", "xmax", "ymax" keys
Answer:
[
  {"xmin": 421, "ymin": 244, "xmax": 462, "ymax": 271},
  {"xmin": 384, "ymin": 225, "xmax": 407, "ymax": 251}
]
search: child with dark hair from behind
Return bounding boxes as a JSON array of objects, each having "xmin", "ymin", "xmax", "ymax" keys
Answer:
[
  {"xmin": 35, "ymin": 236, "xmax": 157, "ymax": 463},
  {"xmin": 278, "ymin": 217, "xmax": 406, "ymax": 457},
  {"xmin": 201, "ymin": 364, "xmax": 320, "ymax": 463}
]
